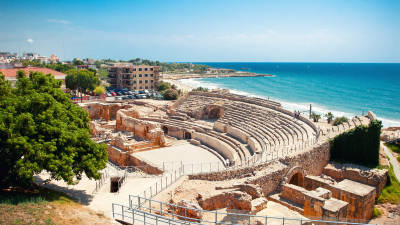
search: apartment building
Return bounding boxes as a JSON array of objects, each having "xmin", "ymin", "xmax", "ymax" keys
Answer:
[{"xmin": 108, "ymin": 64, "xmax": 160, "ymax": 90}]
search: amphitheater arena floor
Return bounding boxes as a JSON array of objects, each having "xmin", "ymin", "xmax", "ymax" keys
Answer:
[{"xmin": 133, "ymin": 140, "xmax": 224, "ymax": 168}]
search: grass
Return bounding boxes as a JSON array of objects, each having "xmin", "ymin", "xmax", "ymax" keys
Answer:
[
  {"xmin": 385, "ymin": 143, "xmax": 400, "ymax": 154},
  {"xmin": 377, "ymin": 162, "xmax": 400, "ymax": 204},
  {"xmin": 0, "ymin": 186, "xmax": 75, "ymax": 225},
  {"xmin": 0, "ymin": 185, "xmax": 110, "ymax": 225}
]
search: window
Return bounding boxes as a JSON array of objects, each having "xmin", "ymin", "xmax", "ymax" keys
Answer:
[
  {"xmin": 151, "ymin": 74, "xmax": 154, "ymax": 77},
  {"xmin": 145, "ymin": 80, "xmax": 148, "ymax": 83},
  {"xmin": 150, "ymin": 68, "xmax": 153, "ymax": 71},
  {"xmin": 151, "ymin": 80, "xmax": 154, "ymax": 83},
  {"xmin": 145, "ymin": 86, "xmax": 148, "ymax": 89},
  {"xmin": 139, "ymin": 80, "xmax": 142, "ymax": 84},
  {"xmin": 145, "ymin": 68, "xmax": 148, "ymax": 71},
  {"xmin": 139, "ymin": 68, "xmax": 142, "ymax": 71},
  {"xmin": 133, "ymin": 68, "xmax": 136, "ymax": 71},
  {"xmin": 133, "ymin": 81, "xmax": 137, "ymax": 84},
  {"xmin": 139, "ymin": 74, "xmax": 142, "ymax": 77},
  {"xmin": 134, "ymin": 74, "xmax": 137, "ymax": 78},
  {"xmin": 145, "ymin": 74, "xmax": 148, "ymax": 77}
]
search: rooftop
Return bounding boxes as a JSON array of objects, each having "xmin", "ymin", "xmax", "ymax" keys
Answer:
[{"xmin": 0, "ymin": 67, "xmax": 66, "ymax": 80}]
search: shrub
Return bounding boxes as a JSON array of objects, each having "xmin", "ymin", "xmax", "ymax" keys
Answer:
[
  {"xmin": 330, "ymin": 120, "xmax": 382, "ymax": 167},
  {"xmin": 385, "ymin": 143, "xmax": 400, "ymax": 154},
  {"xmin": 157, "ymin": 81, "xmax": 171, "ymax": 92},
  {"xmin": 163, "ymin": 89, "xmax": 179, "ymax": 100},
  {"xmin": 333, "ymin": 116, "xmax": 349, "ymax": 126},
  {"xmin": 194, "ymin": 87, "xmax": 209, "ymax": 92},
  {"xmin": 93, "ymin": 86, "xmax": 105, "ymax": 95},
  {"xmin": 372, "ymin": 206, "xmax": 382, "ymax": 218}
]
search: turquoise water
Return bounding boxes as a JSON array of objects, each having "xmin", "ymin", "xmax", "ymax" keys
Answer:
[{"xmin": 182, "ymin": 63, "xmax": 400, "ymax": 127}]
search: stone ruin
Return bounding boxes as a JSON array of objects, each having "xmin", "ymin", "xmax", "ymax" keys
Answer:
[{"xmin": 80, "ymin": 90, "xmax": 387, "ymax": 222}]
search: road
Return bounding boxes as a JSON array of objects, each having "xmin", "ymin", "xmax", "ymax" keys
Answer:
[{"xmin": 382, "ymin": 143, "xmax": 400, "ymax": 181}]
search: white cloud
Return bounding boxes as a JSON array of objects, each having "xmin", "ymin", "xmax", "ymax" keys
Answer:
[
  {"xmin": 47, "ymin": 19, "xmax": 70, "ymax": 25},
  {"xmin": 27, "ymin": 38, "xmax": 34, "ymax": 44}
]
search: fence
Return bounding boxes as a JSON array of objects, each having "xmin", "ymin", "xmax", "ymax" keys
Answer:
[
  {"xmin": 135, "ymin": 165, "xmax": 186, "ymax": 200},
  {"xmin": 115, "ymin": 197, "xmax": 375, "ymax": 225},
  {"xmin": 92, "ymin": 169, "xmax": 110, "ymax": 194}
]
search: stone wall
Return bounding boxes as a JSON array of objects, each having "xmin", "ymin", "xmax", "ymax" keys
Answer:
[
  {"xmin": 322, "ymin": 163, "xmax": 387, "ymax": 198},
  {"xmin": 107, "ymin": 145, "xmax": 163, "ymax": 175},
  {"xmin": 80, "ymin": 102, "xmax": 130, "ymax": 121},
  {"xmin": 189, "ymin": 140, "xmax": 330, "ymax": 197},
  {"xmin": 116, "ymin": 109, "xmax": 166, "ymax": 146}
]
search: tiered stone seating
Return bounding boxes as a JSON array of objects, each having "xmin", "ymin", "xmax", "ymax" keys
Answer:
[{"xmin": 164, "ymin": 91, "xmax": 318, "ymax": 166}]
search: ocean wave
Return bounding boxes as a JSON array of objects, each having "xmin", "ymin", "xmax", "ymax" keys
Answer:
[{"xmin": 180, "ymin": 78, "xmax": 400, "ymax": 128}]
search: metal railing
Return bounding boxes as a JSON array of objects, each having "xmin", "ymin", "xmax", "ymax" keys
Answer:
[
  {"xmin": 92, "ymin": 169, "xmax": 110, "ymax": 194},
  {"xmin": 115, "ymin": 197, "xmax": 376, "ymax": 225}
]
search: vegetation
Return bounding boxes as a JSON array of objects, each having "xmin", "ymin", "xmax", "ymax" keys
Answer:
[
  {"xmin": 97, "ymin": 68, "xmax": 109, "ymax": 80},
  {"xmin": 18, "ymin": 59, "xmax": 75, "ymax": 73},
  {"xmin": 93, "ymin": 86, "xmax": 106, "ymax": 96},
  {"xmin": 325, "ymin": 112, "xmax": 334, "ymax": 123},
  {"xmin": 0, "ymin": 72, "xmax": 107, "ymax": 187},
  {"xmin": 0, "ymin": 186, "xmax": 109, "ymax": 224},
  {"xmin": 65, "ymin": 69, "xmax": 100, "ymax": 97},
  {"xmin": 333, "ymin": 116, "xmax": 349, "ymax": 126},
  {"xmin": 157, "ymin": 81, "xmax": 171, "ymax": 92},
  {"xmin": 127, "ymin": 58, "xmax": 210, "ymax": 73},
  {"xmin": 163, "ymin": 89, "xmax": 179, "ymax": 100},
  {"xmin": 372, "ymin": 206, "xmax": 382, "ymax": 218},
  {"xmin": 330, "ymin": 120, "xmax": 382, "ymax": 167},
  {"xmin": 377, "ymin": 162, "xmax": 400, "ymax": 204},
  {"xmin": 311, "ymin": 112, "xmax": 321, "ymax": 122},
  {"xmin": 193, "ymin": 86, "xmax": 209, "ymax": 92},
  {"xmin": 385, "ymin": 143, "xmax": 400, "ymax": 154}
]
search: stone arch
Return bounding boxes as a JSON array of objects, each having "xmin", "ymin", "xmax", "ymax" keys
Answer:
[
  {"xmin": 184, "ymin": 131, "xmax": 192, "ymax": 139},
  {"xmin": 204, "ymin": 105, "xmax": 224, "ymax": 120},
  {"xmin": 284, "ymin": 166, "xmax": 306, "ymax": 187},
  {"xmin": 162, "ymin": 126, "xmax": 168, "ymax": 135}
]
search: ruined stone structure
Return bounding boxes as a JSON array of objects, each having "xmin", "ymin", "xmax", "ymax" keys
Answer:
[{"xmin": 81, "ymin": 90, "xmax": 386, "ymax": 223}]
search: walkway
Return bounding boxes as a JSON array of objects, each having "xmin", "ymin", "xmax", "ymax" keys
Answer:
[{"xmin": 382, "ymin": 143, "xmax": 400, "ymax": 181}]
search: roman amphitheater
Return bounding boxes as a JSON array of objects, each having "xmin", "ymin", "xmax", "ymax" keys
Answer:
[{"xmin": 38, "ymin": 89, "xmax": 388, "ymax": 225}]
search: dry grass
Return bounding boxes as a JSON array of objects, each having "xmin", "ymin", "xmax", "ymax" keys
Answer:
[{"xmin": 0, "ymin": 186, "xmax": 112, "ymax": 225}]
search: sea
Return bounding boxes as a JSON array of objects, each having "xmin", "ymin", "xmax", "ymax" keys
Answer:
[{"xmin": 181, "ymin": 62, "xmax": 400, "ymax": 128}]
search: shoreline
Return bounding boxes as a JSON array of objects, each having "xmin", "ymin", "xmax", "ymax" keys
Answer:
[
  {"xmin": 161, "ymin": 72, "xmax": 272, "ymax": 80},
  {"xmin": 163, "ymin": 77, "xmax": 400, "ymax": 128}
]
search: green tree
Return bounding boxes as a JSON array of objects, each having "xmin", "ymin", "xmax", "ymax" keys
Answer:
[
  {"xmin": 93, "ymin": 86, "xmax": 106, "ymax": 96},
  {"xmin": 65, "ymin": 69, "xmax": 99, "ymax": 98},
  {"xmin": 311, "ymin": 112, "xmax": 321, "ymax": 122},
  {"xmin": 72, "ymin": 58, "xmax": 84, "ymax": 66},
  {"xmin": 325, "ymin": 112, "xmax": 334, "ymax": 123},
  {"xmin": 0, "ymin": 72, "xmax": 107, "ymax": 187},
  {"xmin": 97, "ymin": 68, "xmax": 109, "ymax": 80}
]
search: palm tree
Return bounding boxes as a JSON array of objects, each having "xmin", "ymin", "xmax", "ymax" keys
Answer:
[
  {"xmin": 311, "ymin": 112, "xmax": 321, "ymax": 122},
  {"xmin": 325, "ymin": 112, "xmax": 334, "ymax": 123}
]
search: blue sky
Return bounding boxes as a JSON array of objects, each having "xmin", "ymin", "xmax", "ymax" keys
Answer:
[{"xmin": 0, "ymin": 0, "xmax": 399, "ymax": 62}]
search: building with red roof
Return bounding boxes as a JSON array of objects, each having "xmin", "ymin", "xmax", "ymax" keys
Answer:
[{"xmin": 0, "ymin": 67, "xmax": 66, "ymax": 84}]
